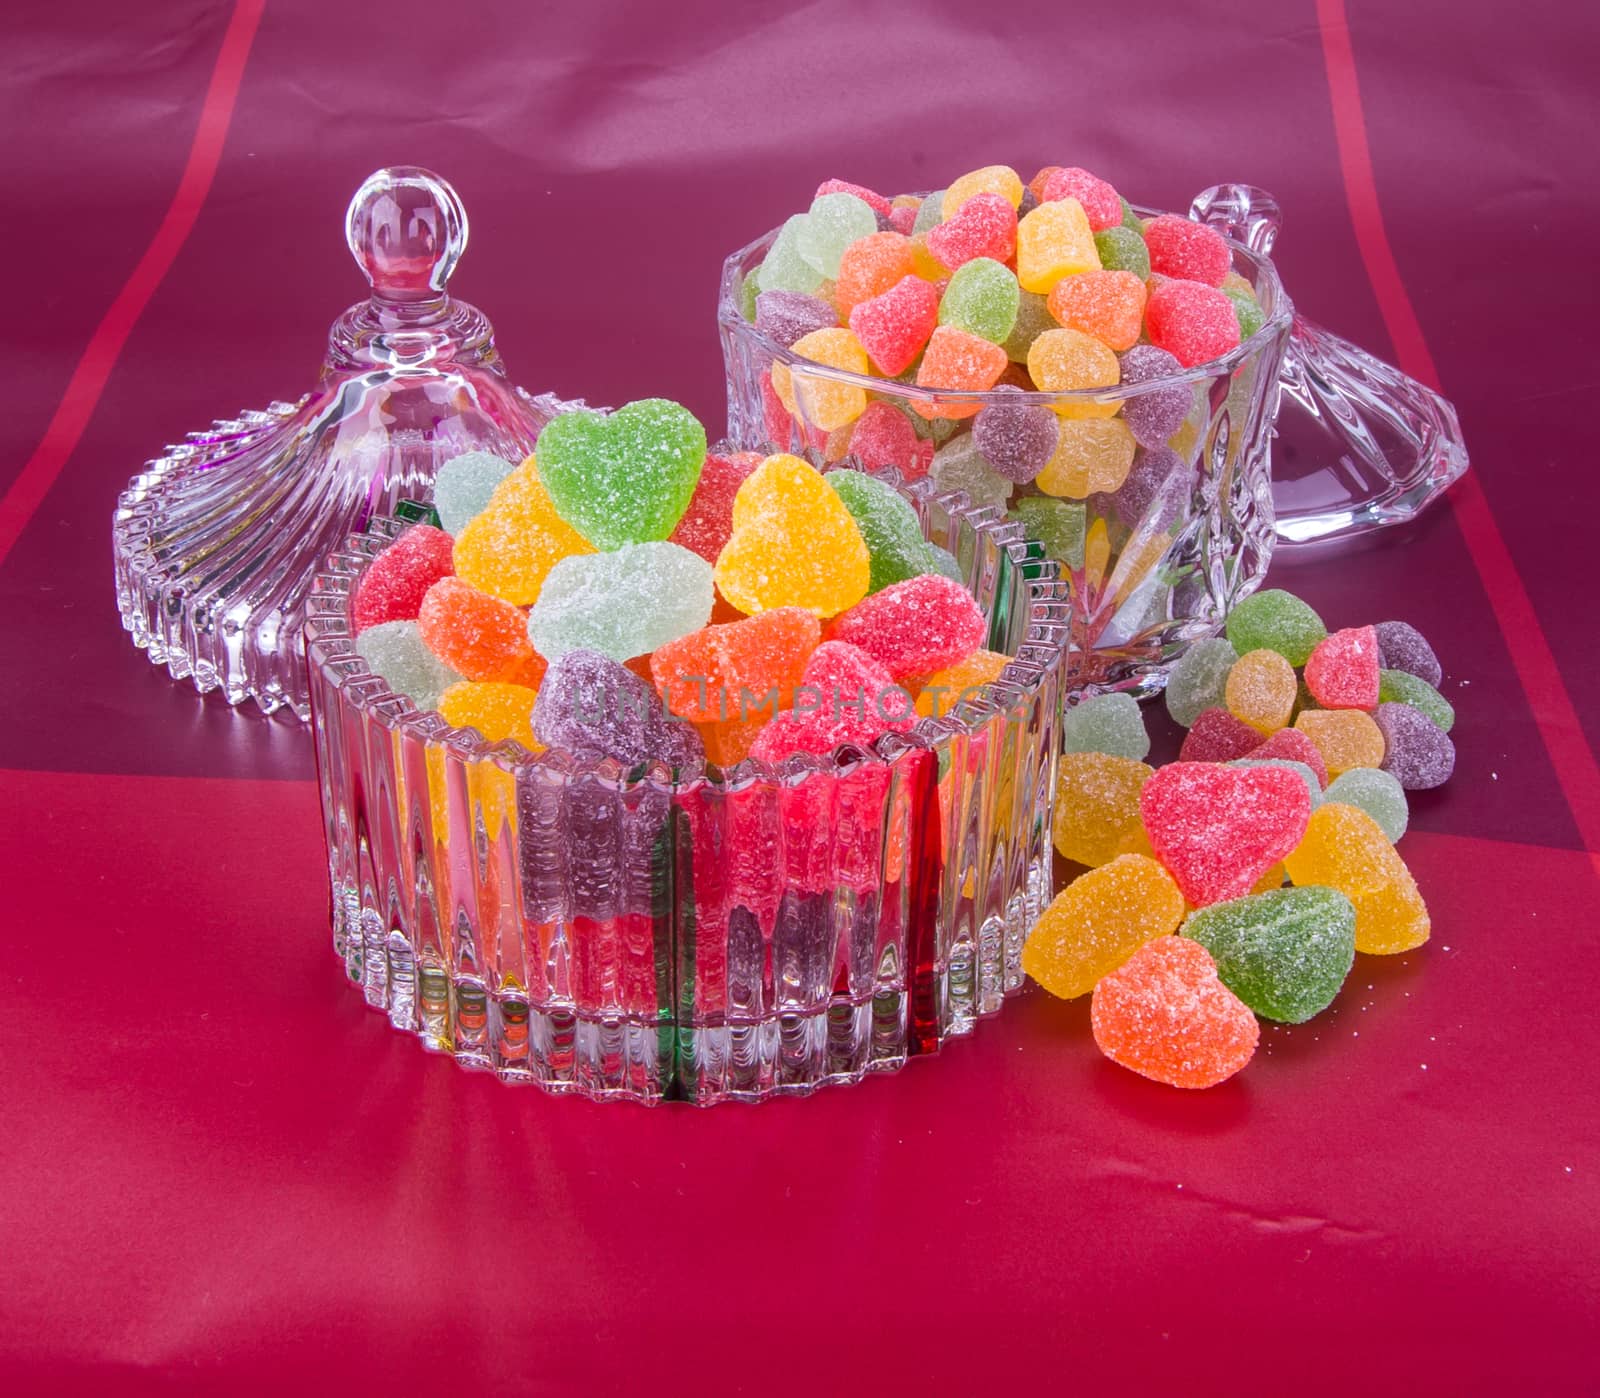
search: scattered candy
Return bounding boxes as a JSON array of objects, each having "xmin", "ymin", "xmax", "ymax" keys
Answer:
[
  {"xmin": 1374, "ymin": 619, "xmax": 1442, "ymax": 687},
  {"xmin": 1294, "ymin": 708, "xmax": 1386, "ymax": 777},
  {"xmin": 1230, "ymin": 757, "xmax": 1323, "ymax": 808},
  {"xmin": 1304, "ymin": 626, "xmax": 1381, "ymax": 710},
  {"xmin": 528, "ymin": 542, "xmax": 713, "ymax": 663},
  {"xmin": 1322, "ymin": 767, "xmax": 1409, "ymax": 843},
  {"xmin": 1373, "ymin": 701, "xmax": 1456, "ymax": 790},
  {"xmin": 351, "ymin": 524, "xmax": 455, "ymax": 632},
  {"xmin": 1061, "ymin": 692, "xmax": 1151, "ymax": 760},
  {"xmin": 1225, "ymin": 647, "xmax": 1297, "ymax": 734},
  {"xmin": 1244, "ymin": 726, "xmax": 1329, "ymax": 788},
  {"xmin": 1164, "ymin": 635, "xmax": 1239, "ymax": 727},
  {"xmin": 1179, "ymin": 707, "xmax": 1264, "ymax": 763},
  {"xmin": 1378, "ymin": 668, "xmax": 1455, "ymax": 733},
  {"xmin": 432, "ymin": 451, "xmax": 517, "ymax": 536},
  {"xmin": 1284, "ymin": 803, "xmax": 1430, "ymax": 954},
  {"xmin": 1226, "ymin": 589, "xmax": 1327, "ymax": 666},
  {"xmin": 1053, "ymin": 753, "xmax": 1154, "ymax": 867},
  {"xmin": 356, "ymin": 619, "xmax": 460, "ymax": 709}
]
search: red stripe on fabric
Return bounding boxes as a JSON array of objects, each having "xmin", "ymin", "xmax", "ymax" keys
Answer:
[
  {"xmin": 0, "ymin": 0, "xmax": 266, "ymax": 569},
  {"xmin": 1316, "ymin": 0, "xmax": 1600, "ymax": 876}
]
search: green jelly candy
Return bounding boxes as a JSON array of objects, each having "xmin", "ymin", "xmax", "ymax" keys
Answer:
[
  {"xmin": 1224, "ymin": 285, "xmax": 1264, "ymax": 339},
  {"xmin": 912, "ymin": 191, "xmax": 947, "ymax": 235},
  {"xmin": 1183, "ymin": 885, "xmax": 1356, "ymax": 1024},
  {"xmin": 1061, "ymin": 692, "xmax": 1150, "ymax": 761},
  {"xmin": 1226, "ymin": 589, "xmax": 1327, "ymax": 667},
  {"xmin": 356, "ymin": 620, "xmax": 460, "ymax": 709},
  {"xmin": 931, "ymin": 436, "xmax": 1013, "ymax": 511},
  {"xmin": 1378, "ymin": 668, "xmax": 1454, "ymax": 733},
  {"xmin": 938, "ymin": 257, "xmax": 1020, "ymax": 343},
  {"xmin": 1164, "ymin": 635, "xmax": 1239, "ymax": 728},
  {"xmin": 1001, "ymin": 289, "xmax": 1055, "ymax": 363},
  {"xmin": 738, "ymin": 268, "xmax": 760, "ymax": 321},
  {"xmin": 758, "ymin": 214, "xmax": 825, "ymax": 295},
  {"xmin": 536, "ymin": 398, "xmax": 707, "ymax": 550},
  {"xmin": 529, "ymin": 542, "xmax": 713, "ymax": 662},
  {"xmin": 1323, "ymin": 768, "xmax": 1409, "ymax": 842},
  {"xmin": 827, "ymin": 468, "xmax": 938, "ymax": 594},
  {"xmin": 927, "ymin": 544, "xmax": 964, "ymax": 582},
  {"xmin": 1011, "ymin": 497, "xmax": 1086, "ymax": 569},
  {"xmin": 1231, "ymin": 757, "xmax": 1322, "ymax": 808},
  {"xmin": 1093, "ymin": 226, "xmax": 1151, "ymax": 280},
  {"xmin": 1119, "ymin": 196, "xmax": 1143, "ymax": 231},
  {"xmin": 798, "ymin": 192, "xmax": 878, "ymax": 278}
]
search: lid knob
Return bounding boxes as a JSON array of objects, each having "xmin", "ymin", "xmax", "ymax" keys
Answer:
[
  {"xmin": 1189, "ymin": 184, "xmax": 1282, "ymax": 257},
  {"xmin": 345, "ymin": 166, "xmax": 469, "ymax": 302}
]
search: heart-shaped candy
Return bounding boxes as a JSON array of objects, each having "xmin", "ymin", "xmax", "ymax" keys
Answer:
[
  {"xmin": 535, "ymin": 398, "xmax": 708, "ymax": 550},
  {"xmin": 1139, "ymin": 761, "xmax": 1312, "ymax": 907}
]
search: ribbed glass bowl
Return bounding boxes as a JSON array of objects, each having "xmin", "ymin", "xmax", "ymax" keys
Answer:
[{"xmin": 303, "ymin": 465, "xmax": 1071, "ymax": 1105}]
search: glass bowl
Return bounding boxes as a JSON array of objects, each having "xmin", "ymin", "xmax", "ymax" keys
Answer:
[{"xmin": 303, "ymin": 465, "xmax": 1071, "ymax": 1105}]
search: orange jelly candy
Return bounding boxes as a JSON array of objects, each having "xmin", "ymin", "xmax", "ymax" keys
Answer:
[
  {"xmin": 1046, "ymin": 270, "xmax": 1148, "ymax": 352},
  {"xmin": 913, "ymin": 325, "xmax": 1008, "ymax": 418},
  {"xmin": 834, "ymin": 232, "xmax": 916, "ymax": 316},
  {"xmin": 650, "ymin": 606, "xmax": 821, "ymax": 724},
  {"xmin": 418, "ymin": 577, "xmax": 545, "ymax": 687}
]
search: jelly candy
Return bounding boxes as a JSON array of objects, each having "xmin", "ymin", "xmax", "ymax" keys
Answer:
[
  {"xmin": 432, "ymin": 451, "xmax": 517, "ymax": 536},
  {"xmin": 939, "ymin": 257, "xmax": 1020, "ymax": 344},
  {"xmin": 1092, "ymin": 225, "xmax": 1151, "ymax": 280},
  {"xmin": 1091, "ymin": 936, "xmax": 1258, "ymax": 1088},
  {"xmin": 914, "ymin": 648, "xmax": 1010, "ymax": 719},
  {"xmin": 715, "ymin": 453, "xmax": 871, "ymax": 618},
  {"xmin": 848, "ymin": 276, "xmax": 941, "ymax": 377},
  {"xmin": 1026, "ymin": 166, "xmax": 1063, "ymax": 201},
  {"xmin": 926, "ymin": 544, "xmax": 964, "ymax": 582},
  {"xmin": 1142, "ymin": 214, "xmax": 1232, "ymax": 287},
  {"xmin": 1225, "ymin": 647, "xmax": 1297, "ymax": 734},
  {"xmin": 1284, "ymin": 803, "xmax": 1429, "ymax": 954},
  {"xmin": 1225, "ymin": 285, "xmax": 1265, "ymax": 340},
  {"xmin": 356, "ymin": 619, "xmax": 460, "ymax": 709},
  {"xmin": 533, "ymin": 649, "xmax": 702, "ymax": 768},
  {"xmin": 1182, "ymin": 885, "xmax": 1356, "ymax": 1024},
  {"xmin": 1244, "ymin": 726, "xmax": 1329, "ymax": 788},
  {"xmin": 1139, "ymin": 760, "xmax": 1312, "ymax": 907},
  {"xmin": 1061, "ymin": 692, "xmax": 1150, "ymax": 760},
  {"xmin": 914, "ymin": 325, "xmax": 1009, "ymax": 415},
  {"xmin": 1046, "ymin": 270, "xmax": 1147, "ymax": 352},
  {"xmin": 1378, "ymin": 668, "xmax": 1455, "ymax": 733},
  {"xmin": 1052, "ymin": 754, "xmax": 1153, "ymax": 867},
  {"xmin": 942, "ymin": 165, "xmax": 1024, "ymax": 218},
  {"xmin": 1230, "ymin": 757, "xmax": 1322, "ymax": 807},
  {"xmin": 1374, "ymin": 620, "xmax": 1442, "ymax": 688},
  {"xmin": 1001, "ymin": 290, "xmax": 1055, "ymax": 363},
  {"xmin": 1026, "ymin": 328, "xmax": 1120, "ymax": 417},
  {"xmin": 1322, "ymin": 767, "xmax": 1409, "ymax": 842},
  {"xmin": 1117, "ymin": 345, "xmax": 1193, "ymax": 449},
  {"xmin": 774, "ymin": 327, "xmax": 872, "ymax": 430},
  {"xmin": 1164, "ymin": 635, "xmax": 1238, "ymax": 727},
  {"xmin": 1293, "ymin": 708, "xmax": 1386, "ymax": 777},
  {"xmin": 1037, "ymin": 415, "xmax": 1138, "ymax": 500},
  {"xmin": 352, "ymin": 524, "xmax": 456, "ymax": 632},
  {"xmin": 816, "ymin": 177, "xmax": 892, "ymax": 218},
  {"xmin": 1304, "ymin": 625, "xmax": 1381, "ymax": 710},
  {"xmin": 926, "ymin": 192, "xmax": 1018, "ymax": 270},
  {"xmin": 971, "ymin": 386, "xmax": 1059, "ymax": 483},
  {"xmin": 931, "ymin": 436, "xmax": 1015, "ymax": 510},
  {"xmin": 1374, "ymin": 702, "xmax": 1456, "ymax": 790},
  {"xmin": 1010, "ymin": 496, "xmax": 1086, "ymax": 568},
  {"xmin": 737, "ymin": 270, "xmax": 760, "ymax": 322},
  {"xmin": 528, "ymin": 542, "xmax": 713, "ymax": 663},
  {"xmin": 826, "ymin": 572, "xmax": 986, "ymax": 681},
  {"xmin": 798, "ymin": 191, "xmax": 879, "ymax": 277},
  {"xmin": 437, "ymin": 680, "xmax": 541, "ymax": 747},
  {"xmin": 847, "ymin": 401, "xmax": 932, "ymax": 479},
  {"xmin": 1226, "ymin": 588, "xmax": 1326, "ymax": 666},
  {"xmin": 800, "ymin": 639, "xmax": 915, "ymax": 730},
  {"xmin": 833, "ymin": 232, "xmax": 916, "ymax": 316},
  {"xmin": 649, "ymin": 605, "xmax": 819, "ymax": 724},
  {"xmin": 827, "ymin": 468, "xmax": 939, "ymax": 592},
  {"xmin": 1016, "ymin": 198, "xmax": 1100, "ymax": 293},
  {"xmin": 754, "ymin": 290, "xmax": 838, "ymax": 348},
  {"xmin": 911, "ymin": 192, "xmax": 947, "ymax": 235},
  {"xmin": 1021, "ymin": 854, "xmax": 1186, "ymax": 1000},
  {"xmin": 1145, "ymin": 279, "xmax": 1242, "ymax": 368},
  {"xmin": 757, "ymin": 213, "xmax": 826, "ymax": 295},
  {"xmin": 1039, "ymin": 167, "xmax": 1122, "ymax": 230},
  {"xmin": 1099, "ymin": 446, "xmax": 1183, "ymax": 529},
  {"xmin": 418, "ymin": 577, "xmax": 546, "ymax": 686},
  {"xmin": 1178, "ymin": 707, "xmax": 1264, "ymax": 763},
  {"xmin": 668, "ymin": 450, "xmax": 762, "ymax": 565}
]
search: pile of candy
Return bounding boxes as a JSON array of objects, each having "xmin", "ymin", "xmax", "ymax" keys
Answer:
[
  {"xmin": 1026, "ymin": 588, "xmax": 1454, "ymax": 1088},
  {"xmin": 348, "ymin": 399, "xmax": 1003, "ymax": 769}
]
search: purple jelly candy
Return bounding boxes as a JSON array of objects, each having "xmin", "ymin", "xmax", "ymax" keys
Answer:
[
  {"xmin": 533, "ymin": 649, "xmax": 703, "ymax": 768},
  {"xmin": 1373, "ymin": 701, "xmax": 1454, "ymax": 790},
  {"xmin": 755, "ymin": 291, "xmax": 839, "ymax": 349},
  {"xmin": 1118, "ymin": 345, "xmax": 1193, "ymax": 449},
  {"xmin": 1374, "ymin": 620, "xmax": 1442, "ymax": 688},
  {"xmin": 971, "ymin": 385, "xmax": 1059, "ymax": 482},
  {"xmin": 1093, "ymin": 446, "xmax": 1186, "ymax": 528}
]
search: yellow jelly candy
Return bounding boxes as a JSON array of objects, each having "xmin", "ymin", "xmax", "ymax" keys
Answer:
[
  {"xmin": 1226, "ymin": 648, "xmax": 1298, "ymax": 735},
  {"xmin": 1252, "ymin": 861, "xmax": 1287, "ymax": 894},
  {"xmin": 1016, "ymin": 198, "xmax": 1101, "ymax": 294},
  {"xmin": 1036, "ymin": 418, "xmax": 1136, "ymax": 497},
  {"xmin": 437, "ymin": 681, "xmax": 542, "ymax": 748},
  {"xmin": 1294, "ymin": 708, "xmax": 1386, "ymax": 776},
  {"xmin": 715, "ymin": 453, "xmax": 871, "ymax": 617},
  {"xmin": 772, "ymin": 327, "xmax": 870, "ymax": 432},
  {"xmin": 943, "ymin": 164, "xmax": 1025, "ymax": 218},
  {"xmin": 914, "ymin": 649, "xmax": 1011, "ymax": 719},
  {"xmin": 1026, "ymin": 328, "xmax": 1121, "ymax": 418},
  {"xmin": 1284, "ymin": 803, "xmax": 1429, "ymax": 954},
  {"xmin": 1111, "ymin": 821, "xmax": 1156, "ymax": 860},
  {"xmin": 453, "ymin": 458, "xmax": 595, "ymax": 606},
  {"xmin": 1021, "ymin": 854, "xmax": 1186, "ymax": 1000},
  {"xmin": 1052, "ymin": 753, "xmax": 1153, "ymax": 868},
  {"xmin": 909, "ymin": 233, "xmax": 950, "ymax": 281}
]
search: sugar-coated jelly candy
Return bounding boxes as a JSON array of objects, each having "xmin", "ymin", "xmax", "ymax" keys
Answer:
[
  {"xmin": 972, "ymin": 385, "xmax": 1059, "ymax": 483},
  {"xmin": 1097, "ymin": 445, "xmax": 1184, "ymax": 528},
  {"xmin": 1061, "ymin": 692, "xmax": 1150, "ymax": 760},
  {"xmin": 800, "ymin": 639, "xmax": 915, "ymax": 728},
  {"xmin": 1374, "ymin": 702, "xmax": 1456, "ymax": 790},
  {"xmin": 1053, "ymin": 753, "xmax": 1153, "ymax": 867},
  {"xmin": 528, "ymin": 542, "xmax": 713, "ymax": 663},
  {"xmin": 914, "ymin": 648, "xmax": 1010, "ymax": 719},
  {"xmin": 833, "ymin": 232, "xmax": 916, "ymax": 316},
  {"xmin": 913, "ymin": 325, "xmax": 1009, "ymax": 416},
  {"xmin": 1225, "ymin": 647, "xmax": 1297, "ymax": 734},
  {"xmin": 931, "ymin": 436, "xmax": 1015, "ymax": 510},
  {"xmin": 352, "ymin": 524, "xmax": 456, "ymax": 633},
  {"xmin": 775, "ymin": 327, "xmax": 872, "ymax": 430},
  {"xmin": 815, "ymin": 177, "xmax": 892, "ymax": 217},
  {"xmin": 419, "ymin": 577, "xmax": 546, "ymax": 687},
  {"xmin": 1046, "ymin": 270, "xmax": 1147, "ymax": 353},
  {"xmin": 926, "ymin": 544, "xmax": 963, "ymax": 583},
  {"xmin": 757, "ymin": 214, "xmax": 826, "ymax": 295},
  {"xmin": 1092, "ymin": 225, "xmax": 1151, "ymax": 279},
  {"xmin": 1182, "ymin": 885, "xmax": 1356, "ymax": 1024},
  {"xmin": 847, "ymin": 401, "xmax": 933, "ymax": 479},
  {"xmin": 1294, "ymin": 708, "xmax": 1386, "ymax": 777},
  {"xmin": 1225, "ymin": 285, "xmax": 1265, "ymax": 340},
  {"xmin": 433, "ymin": 451, "xmax": 517, "ymax": 536},
  {"xmin": 798, "ymin": 192, "xmax": 880, "ymax": 277},
  {"xmin": 650, "ymin": 606, "xmax": 819, "ymax": 724},
  {"xmin": 1244, "ymin": 725, "xmax": 1329, "ymax": 788},
  {"xmin": 1165, "ymin": 635, "xmax": 1239, "ymax": 727},
  {"xmin": 755, "ymin": 290, "xmax": 838, "ymax": 348},
  {"xmin": 827, "ymin": 572, "xmax": 986, "ymax": 681},
  {"xmin": 534, "ymin": 650, "xmax": 702, "ymax": 767},
  {"xmin": 1230, "ymin": 757, "xmax": 1322, "ymax": 808},
  {"xmin": 1179, "ymin": 706, "xmax": 1264, "ymax": 763},
  {"xmin": 1001, "ymin": 289, "xmax": 1055, "ymax": 363},
  {"xmin": 715, "ymin": 453, "xmax": 871, "ymax": 618},
  {"xmin": 939, "ymin": 257, "xmax": 1020, "ymax": 344},
  {"xmin": 451, "ymin": 460, "xmax": 595, "ymax": 607},
  {"xmin": 926, "ymin": 192, "xmax": 1019, "ymax": 270},
  {"xmin": 1091, "ymin": 936, "xmax": 1259, "ymax": 1088},
  {"xmin": 1035, "ymin": 418, "xmax": 1136, "ymax": 498},
  {"xmin": 437, "ymin": 680, "xmax": 541, "ymax": 747},
  {"xmin": 911, "ymin": 192, "xmax": 946, "ymax": 235},
  {"xmin": 1285, "ymin": 803, "xmax": 1429, "ymax": 954},
  {"xmin": 1039, "ymin": 167, "xmax": 1122, "ymax": 231},
  {"xmin": 356, "ymin": 619, "xmax": 461, "ymax": 709},
  {"xmin": 669, "ymin": 450, "xmax": 762, "ymax": 565},
  {"xmin": 1304, "ymin": 626, "xmax": 1381, "ymax": 710},
  {"xmin": 826, "ymin": 468, "xmax": 938, "ymax": 593},
  {"xmin": 1322, "ymin": 767, "xmax": 1409, "ymax": 843},
  {"xmin": 848, "ymin": 276, "xmax": 941, "ymax": 377},
  {"xmin": 1139, "ymin": 760, "xmax": 1312, "ymax": 907},
  {"xmin": 942, "ymin": 165, "xmax": 1025, "ymax": 219},
  {"xmin": 1022, "ymin": 854, "xmax": 1186, "ymax": 1000},
  {"xmin": 1374, "ymin": 619, "xmax": 1442, "ymax": 688},
  {"xmin": 1142, "ymin": 214, "xmax": 1232, "ymax": 287},
  {"xmin": 1011, "ymin": 496, "xmax": 1086, "ymax": 568},
  {"xmin": 1226, "ymin": 589, "xmax": 1327, "ymax": 667},
  {"xmin": 1378, "ymin": 668, "xmax": 1454, "ymax": 733},
  {"xmin": 1026, "ymin": 328, "xmax": 1120, "ymax": 417},
  {"xmin": 1117, "ymin": 345, "xmax": 1193, "ymax": 448},
  {"xmin": 737, "ymin": 270, "xmax": 760, "ymax": 321},
  {"xmin": 1145, "ymin": 279, "xmax": 1243, "ymax": 368},
  {"xmin": 1016, "ymin": 198, "xmax": 1101, "ymax": 293}
]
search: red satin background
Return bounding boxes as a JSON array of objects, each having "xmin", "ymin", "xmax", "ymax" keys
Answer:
[{"xmin": 1, "ymin": 1, "xmax": 1596, "ymax": 1392}]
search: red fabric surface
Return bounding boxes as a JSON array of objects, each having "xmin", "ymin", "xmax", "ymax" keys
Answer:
[{"xmin": 2, "ymin": 1, "xmax": 1596, "ymax": 1391}]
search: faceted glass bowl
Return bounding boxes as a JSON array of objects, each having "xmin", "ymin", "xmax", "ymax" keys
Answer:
[
  {"xmin": 719, "ymin": 206, "xmax": 1294, "ymax": 697},
  {"xmin": 304, "ymin": 466, "xmax": 1071, "ymax": 1105}
]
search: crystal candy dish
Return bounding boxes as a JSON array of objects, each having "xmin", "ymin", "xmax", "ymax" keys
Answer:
[
  {"xmin": 720, "ymin": 183, "xmax": 1469, "ymax": 697},
  {"xmin": 304, "ymin": 467, "xmax": 1071, "ymax": 1105},
  {"xmin": 114, "ymin": 167, "xmax": 573, "ymax": 719}
]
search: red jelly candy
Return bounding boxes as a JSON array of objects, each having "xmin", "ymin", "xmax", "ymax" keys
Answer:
[
  {"xmin": 1179, "ymin": 707, "xmax": 1264, "ymax": 763},
  {"xmin": 1142, "ymin": 214, "xmax": 1232, "ymax": 287},
  {"xmin": 848, "ymin": 274, "xmax": 941, "ymax": 376},
  {"xmin": 888, "ymin": 204, "xmax": 918, "ymax": 235},
  {"xmin": 848, "ymin": 401, "xmax": 933, "ymax": 479},
  {"xmin": 669, "ymin": 451, "xmax": 763, "ymax": 564},
  {"xmin": 826, "ymin": 573, "xmax": 986, "ymax": 681},
  {"xmin": 351, "ymin": 524, "xmax": 455, "ymax": 633},
  {"xmin": 815, "ymin": 178, "xmax": 892, "ymax": 218},
  {"xmin": 1040, "ymin": 166, "xmax": 1123, "ymax": 231},
  {"xmin": 1244, "ymin": 726, "xmax": 1330, "ymax": 789},
  {"xmin": 800, "ymin": 640, "xmax": 915, "ymax": 732},
  {"xmin": 926, "ymin": 192, "xmax": 1019, "ymax": 270},
  {"xmin": 761, "ymin": 370, "xmax": 829, "ymax": 453},
  {"xmin": 1139, "ymin": 760, "xmax": 1312, "ymax": 906},
  {"xmin": 1304, "ymin": 625, "xmax": 1381, "ymax": 710},
  {"xmin": 1145, "ymin": 280, "xmax": 1242, "ymax": 369}
]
